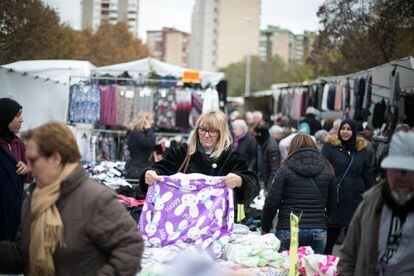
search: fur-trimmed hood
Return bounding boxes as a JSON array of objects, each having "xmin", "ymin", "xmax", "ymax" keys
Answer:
[{"xmin": 324, "ymin": 134, "xmax": 368, "ymax": 152}]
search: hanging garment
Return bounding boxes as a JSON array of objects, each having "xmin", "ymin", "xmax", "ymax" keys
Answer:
[
  {"xmin": 202, "ymin": 88, "xmax": 220, "ymax": 113},
  {"xmin": 290, "ymin": 90, "xmax": 304, "ymax": 121},
  {"xmin": 99, "ymin": 85, "xmax": 117, "ymax": 126},
  {"xmin": 353, "ymin": 78, "xmax": 366, "ymax": 120},
  {"xmin": 68, "ymin": 83, "xmax": 100, "ymax": 124},
  {"xmin": 362, "ymin": 74, "xmax": 372, "ymax": 120},
  {"xmin": 389, "ymin": 71, "xmax": 406, "ymax": 124},
  {"xmin": 153, "ymin": 88, "xmax": 176, "ymax": 130},
  {"xmin": 404, "ymin": 94, "xmax": 414, "ymax": 128},
  {"xmin": 334, "ymin": 85, "xmax": 343, "ymax": 111},
  {"xmin": 190, "ymin": 90, "xmax": 203, "ymax": 129},
  {"xmin": 135, "ymin": 86, "xmax": 154, "ymax": 114},
  {"xmin": 316, "ymin": 83, "xmax": 324, "ymax": 110},
  {"xmin": 321, "ymin": 84, "xmax": 330, "ymax": 111},
  {"xmin": 139, "ymin": 173, "xmax": 234, "ymax": 257},
  {"xmin": 327, "ymin": 84, "xmax": 336, "ymax": 111},
  {"xmin": 345, "ymin": 80, "xmax": 351, "ymax": 108},
  {"xmin": 175, "ymin": 88, "xmax": 192, "ymax": 130},
  {"xmin": 372, "ymin": 99, "xmax": 387, "ymax": 129},
  {"xmin": 115, "ymin": 85, "xmax": 136, "ymax": 127}
]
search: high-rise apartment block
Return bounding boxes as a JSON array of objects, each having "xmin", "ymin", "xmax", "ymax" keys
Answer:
[
  {"xmin": 147, "ymin": 28, "xmax": 190, "ymax": 67},
  {"xmin": 189, "ymin": 0, "xmax": 260, "ymax": 71},
  {"xmin": 260, "ymin": 26, "xmax": 316, "ymax": 64},
  {"xmin": 81, "ymin": 0, "xmax": 139, "ymax": 37}
]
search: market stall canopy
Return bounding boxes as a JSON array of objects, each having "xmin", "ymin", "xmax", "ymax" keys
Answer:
[
  {"xmin": 92, "ymin": 57, "xmax": 225, "ymax": 86},
  {"xmin": 1, "ymin": 60, "xmax": 96, "ymax": 84},
  {"xmin": 317, "ymin": 56, "xmax": 414, "ymax": 92}
]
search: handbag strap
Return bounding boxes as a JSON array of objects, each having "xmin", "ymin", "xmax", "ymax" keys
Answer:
[
  {"xmin": 308, "ymin": 178, "xmax": 326, "ymax": 211},
  {"xmin": 336, "ymin": 154, "xmax": 355, "ymax": 188}
]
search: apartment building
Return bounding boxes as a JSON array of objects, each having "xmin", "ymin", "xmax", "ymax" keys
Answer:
[
  {"xmin": 147, "ymin": 28, "xmax": 190, "ymax": 67},
  {"xmin": 81, "ymin": 0, "xmax": 139, "ymax": 37},
  {"xmin": 260, "ymin": 25, "xmax": 316, "ymax": 64},
  {"xmin": 189, "ymin": 0, "xmax": 260, "ymax": 71}
]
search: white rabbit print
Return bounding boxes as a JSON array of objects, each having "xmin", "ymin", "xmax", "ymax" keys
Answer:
[
  {"xmin": 174, "ymin": 194, "xmax": 200, "ymax": 218},
  {"xmin": 153, "ymin": 189, "xmax": 173, "ymax": 211},
  {"xmin": 144, "ymin": 211, "xmax": 161, "ymax": 237},
  {"xmin": 187, "ymin": 216, "xmax": 209, "ymax": 241},
  {"xmin": 201, "ymin": 230, "xmax": 230, "ymax": 254},
  {"xmin": 214, "ymin": 209, "xmax": 224, "ymax": 227},
  {"xmin": 165, "ymin": 220, "xmax": 189, "ymax": 241},
  {"xmin": 197, "ymin": 187, "xmax": 224, "ymax": 209}
]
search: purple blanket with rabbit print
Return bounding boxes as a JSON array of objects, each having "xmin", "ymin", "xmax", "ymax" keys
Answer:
[{"xmin": 139, "ymin": 173, "xmax": 234, "ymax": 257}]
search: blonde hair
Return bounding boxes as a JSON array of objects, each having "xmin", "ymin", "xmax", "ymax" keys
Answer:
[
  {"xmin": 188, "ymin": 110, "xmax": 232, "ymax": 159},
  {"xmin": 128, "ymin": 111, "xmax": 153, "ymax": 131}
]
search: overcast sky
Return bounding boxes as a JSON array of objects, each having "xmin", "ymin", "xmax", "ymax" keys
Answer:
[{"xmin": 44, "ymin": 0, "xmax": 325, "ymax": 41}]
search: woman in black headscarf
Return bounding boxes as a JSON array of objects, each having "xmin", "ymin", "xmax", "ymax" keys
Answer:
[
  {"xmin": 321, "ymin": 119, "xmax": 374, "ymax": 254},
  {"xmin": 0, "ymin": 98, "xmax": 30, "ymax": 241}
]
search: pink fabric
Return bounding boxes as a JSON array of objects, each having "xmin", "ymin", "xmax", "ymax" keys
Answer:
[
  {"xmin": 99, "ymin": 85, "xmax": 117, "ymax": 126},
  {"xmin": 116, "ymin": 194, "xmax": 145, "ymax": 207},
  {"xmin": 281, "ymin": 246, "xmax": 338, "ymax": 276},
  {"xmin": 334, "ymin": 85, "xmax": 342, "ymax": 111},
  {"xmin": 290, "ymin": 91, "xmax": 304, "ymax": 121}
]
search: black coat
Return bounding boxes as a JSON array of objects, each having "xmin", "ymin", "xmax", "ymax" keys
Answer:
[
  {"xmin": 235, "ymin": 133, "xmax": 257, "ymax": 170},
  {"xmin": 261, "ymin": 149, "xmax": 337, "ymax": 232},
  {"xmin": 322, "ymin": 135, "xmax": 374, "ymax": 227},
  {"xmin": 257, "ymin": 137, "xmax": 281, "ymax": 191},
  {"xmin": 124, "ymin": 128, "xmax": 156, "ymax": 179},
  {"xmin": 301, "ymin": 114, "xmax": 322, "ymax": 135},
  {"xmin": 139, "ymin": 143, "xmax": 259, "ymax": 205}
]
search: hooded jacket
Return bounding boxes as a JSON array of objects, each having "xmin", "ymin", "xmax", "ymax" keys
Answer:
[
  {"xmin": 0, "ymin": 164, "xmax": 144, "ymax": 275},
  {"xmin": 262, "ymin": 148, "xmax": 337, "ymax": 232},
  {"xmin": 322, "ymin": 135, "xmax": 374, "ymax": 227}
]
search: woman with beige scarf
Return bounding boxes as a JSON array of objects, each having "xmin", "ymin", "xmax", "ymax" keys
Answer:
[{"xmin": 0, "ymin": 121, "xmax": 144, "ymax": 275}]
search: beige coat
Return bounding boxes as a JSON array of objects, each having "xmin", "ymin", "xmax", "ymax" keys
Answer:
[{"xmin": 0, "ymin": 164, "xmax": 144, "ymax": 275}]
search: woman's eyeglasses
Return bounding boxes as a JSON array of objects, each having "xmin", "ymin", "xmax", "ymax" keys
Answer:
[{"xmin": 198, "ymin": 127, "xmax": 219, "ymax": 137}]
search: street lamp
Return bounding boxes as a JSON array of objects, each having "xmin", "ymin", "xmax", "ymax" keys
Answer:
[{"xmin": 244, "ymin": 17, "xmax": 252, "ymax": 97}]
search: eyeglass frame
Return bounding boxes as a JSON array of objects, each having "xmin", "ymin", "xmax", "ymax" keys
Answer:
[{"xmin": 197, "ymin": 126, "xmax": 219, "ymax": 137}]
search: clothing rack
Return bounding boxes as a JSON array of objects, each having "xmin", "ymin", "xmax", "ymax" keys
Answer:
[
  {"xmin": 69, "ymin": 75, "xmax": 182, "ymax": 86},
  {"xmin": 89, "ymin": 128, "xmax": 189, "ymax": 138},
  {"xmin": 393, "ymin": 63, "xmax": 414, "ymax": 72}
]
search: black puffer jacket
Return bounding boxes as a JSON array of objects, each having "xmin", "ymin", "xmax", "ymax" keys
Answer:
[
  {"xmin": 261, "ymin": 148, "xmax": 337, "ymax": 232},
  {"xmin": 257, "ymin": 137, "xmax": 281, "ymax": 191},
  {"xmin": 124, "ymin": 128, "xmax": 156, "ymax": 179},
  {"xmin": 322, "ymin": 135, "xmax": 374, "ymax": 227},
  {"xmin": 235, "ymin": 132, "xmax": 257, "ymax": 171}
]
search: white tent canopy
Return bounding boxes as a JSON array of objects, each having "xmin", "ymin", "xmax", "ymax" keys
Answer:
[
  {"xmin": 0, "ymin": 67, "xmax": 69, "ymax": 131},
  {"xmin": 2, "ymin": 60, "xmax": 96, "ymax": 84},
  {"xmin": 92, "ymin": 57, "xmax": 225, "ymax": 86}
]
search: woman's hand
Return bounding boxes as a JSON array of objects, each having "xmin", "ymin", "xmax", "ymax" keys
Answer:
[
  {"xmin": 145, "ymin": 170, "xmax": 158, "ymax": 185},
  {"xmin": 16, "ymin": 161, "xmax": 29, "ymax": 175},
  {"xmin": 223, "ymin": 173, "xmax": 242, "ymax": 189}
]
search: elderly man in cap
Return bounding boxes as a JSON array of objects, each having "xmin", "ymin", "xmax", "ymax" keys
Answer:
[{"xmin": 339, "ymin": 132, "xmax": 414, "ymax": 276}]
